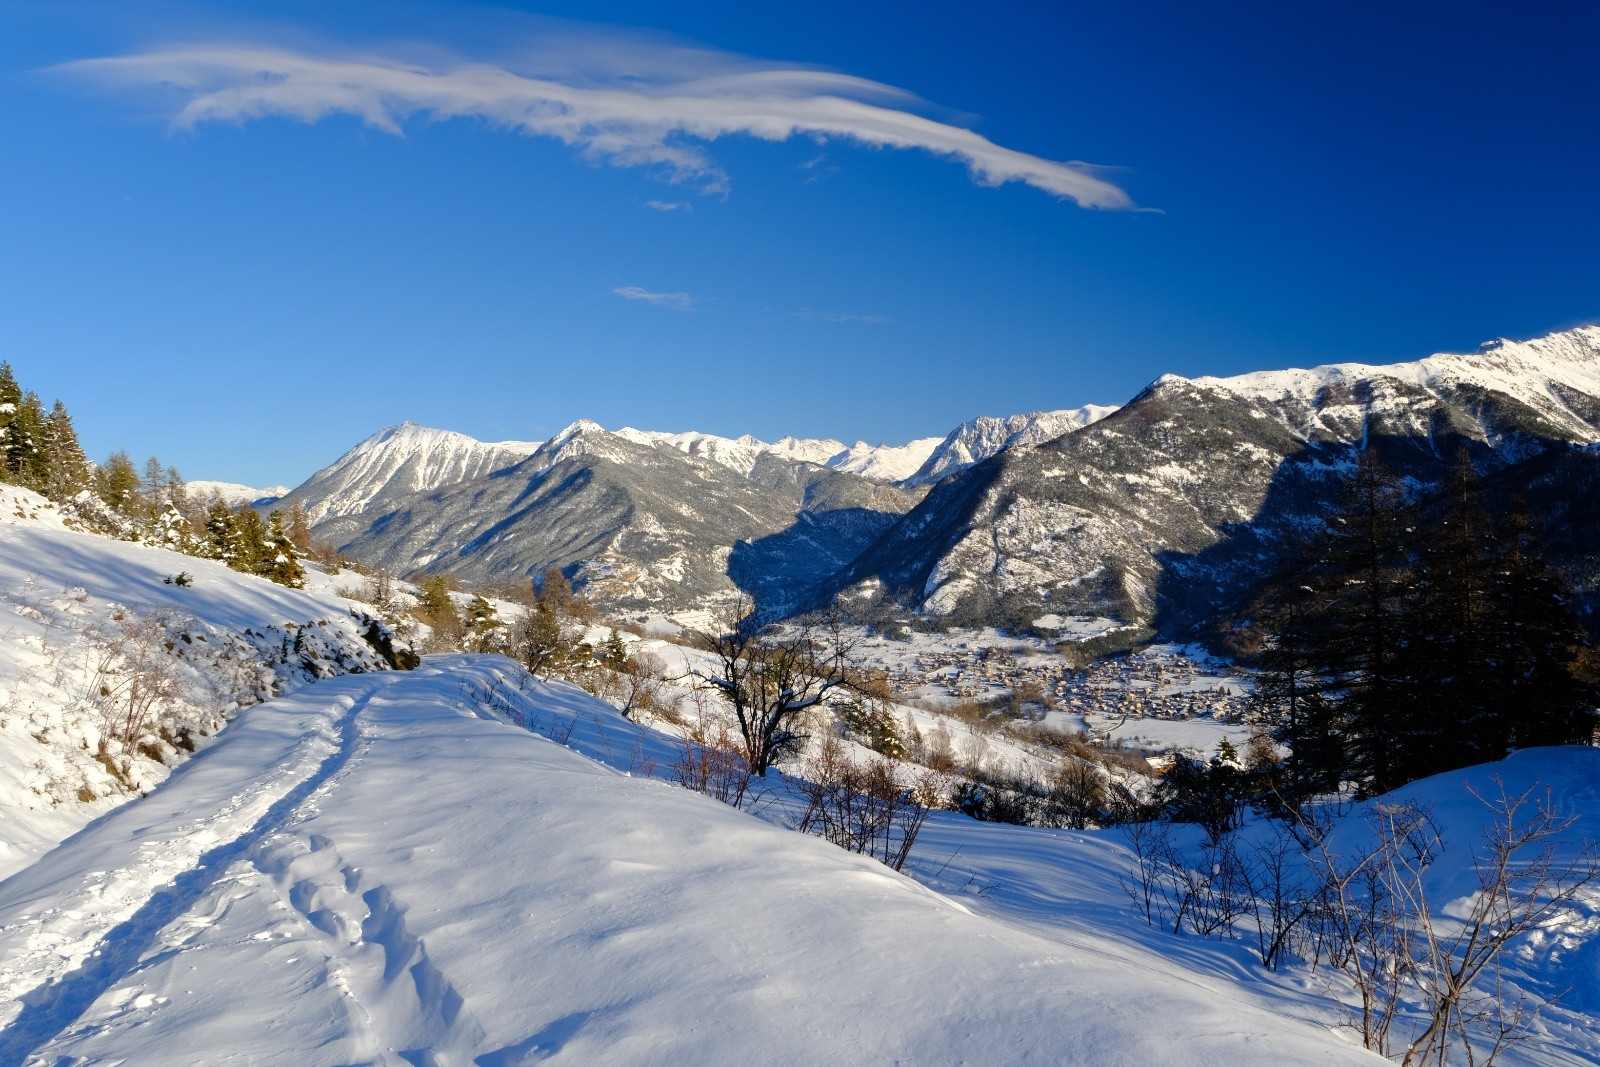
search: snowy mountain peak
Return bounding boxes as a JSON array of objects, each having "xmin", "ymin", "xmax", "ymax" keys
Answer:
[
  {"xmin": 905, "ymin": 405, "xmax": 1118, "ymax": 486},
  {"xmin": 614, "ymin": 426, "xmax": 933, "ymax": 480},
  {"xmin": 184, "ymin": 480, "xmax": 291, "ymax": 508},
  {"xmin": 1190, "ymin": 324, "xmax": 1600, "ymax": 443},
  {"xmin": 280, "ymin": 422, "xmax": 541, "ymax": 525}
]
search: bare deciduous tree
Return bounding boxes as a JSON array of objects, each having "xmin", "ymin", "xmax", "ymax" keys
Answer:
[{"xmin": 690, "ymin": 597, "xmax": 857, "ymax": 776}]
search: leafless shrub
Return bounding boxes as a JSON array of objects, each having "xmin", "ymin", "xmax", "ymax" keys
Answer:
[
  {"xmin": 546, "ymin": 713, "xmax": 578, "ymax": 746},
  {"xmin": 83, "ymin": 608, "xmax": 184, "ymax": 752},
  {"xmin": 795, "ymin": 738, "xmax": 945, "ymax": 872},
  {"xmin": 613, "ymin": 651, "xmax": 667, "ymax": 721},
  {"xmin": 671, "ymin": 717, "xmax": 753, "ymax": 808},
  {"xmin": 688, "ymin": 596, "xmax": 856, "ymax": 776},
  {"xmin": 1124, "ymin": 779, "xmax": 1598, "ymax": 1066},
  {"xmin": 1039, "ymin": 758, "xmax": 1108, "ymax": 830}
]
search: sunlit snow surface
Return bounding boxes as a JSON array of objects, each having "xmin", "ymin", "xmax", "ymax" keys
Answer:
[{"xmin": 0, "ymin": 660, "xmax": 1381, "ymax": 1066}]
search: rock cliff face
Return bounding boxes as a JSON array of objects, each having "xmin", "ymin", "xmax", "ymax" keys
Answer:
[{"xmin": 815, "ymin": 327, "xmax": 1600, "ymax": 635}]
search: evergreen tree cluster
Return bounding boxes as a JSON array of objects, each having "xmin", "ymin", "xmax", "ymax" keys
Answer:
[
  {"xmin": 0, "ymin": 362, "xmax": 93, "ymax": 500},
  {"xmin": 1252, "ymin": 449, "xmax": 1599, "ymax": 801},
  {"xmin": 0, "ymin": 361, "xmax": 307, "ymax": 588}
]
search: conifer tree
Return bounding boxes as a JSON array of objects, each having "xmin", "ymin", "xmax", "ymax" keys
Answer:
[
  {"xmin": 1492, "ymin": 500, "xmax": 1598, "ymax": 749},
  {"xmin": 260, "ymin": 510, "xmax": 305, "ymax": 587},
  {"xmin": 1253, "ymin": 451, "xmax": 1599, "ymax": 799},
  {"xmin": 1316, "ymin": 449, "xmax": 1416, "ymax": 794},
  {"xmin": 96, "ymin": 451, "xmax": 143, "ymax": 519},
  {"xmin": 1253, "ymin": 567, "xmax": 1341, "ymax": 804},
  {"xmin": 283, "ymin": 502, "xmax": 313, "ymax": 552},
  {"xmin": 417, "ymin": 574, "xmax": 458, "ymax": 624},
  {"xmin": 6, "ymin": 392, "xmax": 48, "ymax": 491},
  {"xmin": 41, "ymin": 400, "xmax": 92, "ymax": 502},
  {"xmin": 466, "ymin": 595, "xmax": 502, "ymax": 649},
  {"xmin": 1400, "ymin": 456, "xmax": 1495, "ymax": 774},
  {"xmin": 0, "ymin": 363, "xmax": 21, "ymax": 484},
  {"xmin": 202, "ymin": 499, "xmax": 236, "ymax": 562},
  {"xmin": 228, "ymin": 506, "xmax": 269, "ymax": 574},
  {"xmin": 601, "ymin": 628, "xmax": 629, "ymax": 671}
]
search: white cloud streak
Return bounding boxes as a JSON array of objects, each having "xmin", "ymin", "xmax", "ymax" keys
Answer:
[
  {"xmin": 611, "ymin": 286, "xmax": 694, "ymax": 310},
  {"xmin": 795, "ymin": 308, "xmax": 892, "ymax": 325},
  {"xmin": 643, "ymin": 199, "xmax": 692, "ymax": 212},
  {"xmin": 56, "ymin": 35, "xmax": 1137, "ymax": 208}
]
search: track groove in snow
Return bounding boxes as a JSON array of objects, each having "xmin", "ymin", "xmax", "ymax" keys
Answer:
[
  {"xmin": 256, "ymin": 827, "xmax": 490, "ymax": 1061},
  {"xmin": 0, "ymin": 683, "xmax": 374, "ymax": 1066}
]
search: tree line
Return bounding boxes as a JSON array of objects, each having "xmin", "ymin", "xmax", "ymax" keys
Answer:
[
  {"xmin": 1248, "ymin": 448, "xmax": 1598, "ymax": 802},
  {"xmin": 0, "ymin": 361, "xmax": 309, "ymax": 588}
]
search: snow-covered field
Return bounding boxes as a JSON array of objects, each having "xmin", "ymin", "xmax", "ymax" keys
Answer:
[{"xmin": 1, "ymin": 487, "xmax": 1597, "ymax": 1065}]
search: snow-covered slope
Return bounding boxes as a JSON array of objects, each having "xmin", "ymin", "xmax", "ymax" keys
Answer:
[
  {"xmin": 906, "ymin": 405, "xmax": 1119, "ymax": 486},
  {"xmin": 0, "ymin": 658, "xmax": 1381, "ymax": 1065},
  {"xmin": 277, "ymin": 421, "xmax": 540, "ymax": 525},
  {"xmin": 0, "ymin": 486, "xmax": 402, "ymax": 879}
]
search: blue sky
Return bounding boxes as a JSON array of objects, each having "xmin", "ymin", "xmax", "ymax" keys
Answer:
[{"xmin": 2, "ymin": 1, "xmax": 1597, "ymax": 486}]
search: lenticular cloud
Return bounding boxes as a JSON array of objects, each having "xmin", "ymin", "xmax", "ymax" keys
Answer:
[{"xmin": 59, "ymin": 37, "xmax": 1135, "ymax": 209}]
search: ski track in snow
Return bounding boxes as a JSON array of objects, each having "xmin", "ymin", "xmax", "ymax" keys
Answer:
[{"xmin": 0, "ymin": 682, "xmax": 377, "ymax": 1065}]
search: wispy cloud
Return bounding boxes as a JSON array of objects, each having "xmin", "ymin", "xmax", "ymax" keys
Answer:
[
  {"xmin": 795, "ymin": 308, "xmax": 892, "ymax": 325},
  {"xmin": 643, "ymin": 199, "xmax": 692, "ymax": 212},
  {"xmin": 612, "ymin": 286, "xmax": 694, "ymax": 310},
  {"xmin": 56, "ymin": 30, "xmax": 1137, "ymax": 208}
]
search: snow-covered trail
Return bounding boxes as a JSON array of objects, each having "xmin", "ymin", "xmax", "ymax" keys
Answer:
[{"xmin": 0, "ymin": 659, "xmax": 1379, "ymax": 1065}]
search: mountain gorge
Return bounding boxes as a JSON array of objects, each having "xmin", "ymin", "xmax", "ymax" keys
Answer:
[{"xmin": 275, "ymin": 327, "xmax": 1600, "ymax": 633}]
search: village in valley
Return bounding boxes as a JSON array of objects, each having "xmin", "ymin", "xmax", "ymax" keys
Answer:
[{"xmin": 844, "ymin": 623, "xmax": 1257, "ymax": 759}]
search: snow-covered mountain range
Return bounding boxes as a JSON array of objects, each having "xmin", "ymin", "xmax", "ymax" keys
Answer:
[
  {"xmin": 822, "ymin": 326, "xmax": 1600, "ymax": 633},
  {"xmin": 183, "ymin": 480, "xmax": 290, "ymax": 508},
  {"xmin": 273, "ymin": 406, "xmax": 1116, "ymax": 614},
  {"xmin": 273, "ymin": 326, "xmax": 1600, "ymax": 632}
]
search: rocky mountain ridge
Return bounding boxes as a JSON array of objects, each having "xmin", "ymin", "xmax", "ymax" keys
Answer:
[{"xmin": 819, "ymin": 326, "xmax": 1600, "ymax": 636}]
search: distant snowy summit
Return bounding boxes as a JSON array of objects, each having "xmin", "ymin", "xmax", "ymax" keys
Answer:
[
  {"xmin": 907, "ymin": 406, "xmax": 1119, "ymax": 485},
  {"xmin": 290, "ymin": 421, "xmax": 543, "ymax": 524},
  {"xmin": 183, "ymin": 480, "xmax": 292, "ymax": 508}
]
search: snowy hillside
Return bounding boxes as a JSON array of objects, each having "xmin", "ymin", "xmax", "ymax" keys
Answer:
[
  {"xmin": 0, "ymin": 657, "xmax": 1383, "ymax": 1066},
  {"xmin": 0, "ymin": 487, "xmax": 402, "ymax": 879},
  {"xmin": 1, "ymin": 483, "xmax": 1595, "ymax": 1064}
]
